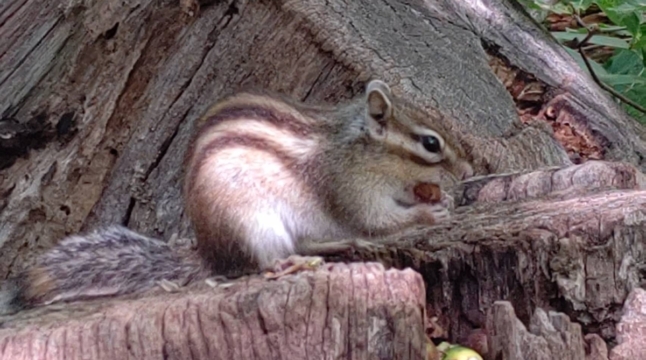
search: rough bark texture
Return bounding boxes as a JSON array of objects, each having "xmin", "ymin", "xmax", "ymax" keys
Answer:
[
  {"xmin": 3, "ymin": 0, "xmax": 634, "ymax": 278},
  {"xmin": 451, "ymin": 0, "xmax": 646, "ymax": 165},
  {"xmin": 611, "ymin": 288, "xmax": 646, "ymax": 360},
  {"xmin": 0, "ymin": 263, "xmax": 427, "ymax": 360},
  {"xmin": 2, "ymin": 0, "xmax": 646, "ymax": 358},
  {"xmin": 487, "ymin": 301, "xmax": 588, "ymax": 360},
  {"xmin": 327, "ymin": 161, "xmax": 646, "ymax": 347}
]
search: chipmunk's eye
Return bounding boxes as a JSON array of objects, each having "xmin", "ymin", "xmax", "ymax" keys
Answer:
[{"xmin": 421, "ymin": 135, "xmax": 441, "ymax": 153}]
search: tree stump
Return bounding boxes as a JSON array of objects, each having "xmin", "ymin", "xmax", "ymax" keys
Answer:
[
  {"xmin": 1, "ymin": 0, "xmax": 645, "ymax": 358},
  {"xmin": 0, "ymin": 263, "xmax": 427, "ymax": 360}
]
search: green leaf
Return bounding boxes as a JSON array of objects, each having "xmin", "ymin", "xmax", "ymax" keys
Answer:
[
  {"xmin": 633, "ymin": 35, "xmax": 646, "ymax": 51},
  {"xmin": 552, "ymin": 32, "xmax": 630, "ymax": 48},
  {"xmin": 550, "ymin": 2, "xmax": 574, "ymax": 14},
  {"xmin": 564, "ymin": 47, "xmax": 610, "ymax": 77},
  {"xmin": 620, "ymin": 85, "xmax": 646, "ymax": 124},
  {"xmin": 598, "ymin": 73, "xmax": 646, "ymax": 86},
  {"xmin": 605, "ymin": 49, "xmax": 644, "ymax": 74},
  {"xmin": 609, "ymin": 29, "xmax": 635, "ymax": 37},
  {"xmin": 517, "ymin": 0, "xmax": 543, "ymax": 10},
  {"xmin": 632, "ymin": 23, "xmax": 646, "ymax": 50},
  {"xmin": 569, "ymin": 0, "xmax": 595, "ymax": 11},
  {"xmin": 623, "ymin": 11, "xmax": 642, "ymax": 36},
  {"xmin": 597, "ymin": 24, "xmax": 628, "ymax": 32},
  {"xmin": 563, "ymin": 28, "xmax": 590, "ymax": 34},
  {"xmin": 624, "ymin": 102, "xmax": 646, "ymax": 124},
  {"xmin": 596, "ymin": 2, "xmax": 642, "ymax": 35},
  {"xmin": 623, "ymin": 0, "xmax": 646, "ymax": 7}
]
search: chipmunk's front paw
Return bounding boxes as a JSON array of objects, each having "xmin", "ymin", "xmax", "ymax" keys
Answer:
[
  {"xmin": 440, "ymin": 191, "xmax": 455, "ymax": 212},
  {"xmin": 263, "ymin": 255, "xmax": 325, "ymax": 280},
  {"xmin": 426, "ymin": 204, "xmax": 452, "ymax": 223},
  {"xmin": 412, "ymin": 190, "xmax": 454, "ymax": 225}
]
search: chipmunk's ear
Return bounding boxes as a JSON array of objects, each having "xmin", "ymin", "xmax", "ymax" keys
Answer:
[{"xmin": 365, "ymin": 80, "xmax": 393, "ymax": 125}]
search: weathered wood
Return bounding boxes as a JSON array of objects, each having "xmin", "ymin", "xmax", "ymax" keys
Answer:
[
  {"xmin": 334, "ymin": 162, "xmax": 646, "ymax": 343},
  {"xmin": 1, "ymin": 0, "xmax": 635, "ymax": 278},
  {"xmin": 447, "ymin": 0, "xmax": 646, "ymax": 166},
  {"xmin": 0, "ymin": 263, "xmax": 427, "ymax": 360},
  {"xmin": 610, "ymin": 288, "xmax": 646, "ymax": 360},
  {"xmin": 455, "ymin": 160, "xmax": 646, "ymax": 205},
  {"xmin": 2, "ymin": 0, "xmax": 646, "ymax": 358},
  {"xmin": 486, "ymin": 301, "xmax": 596, "ymax": 360}
]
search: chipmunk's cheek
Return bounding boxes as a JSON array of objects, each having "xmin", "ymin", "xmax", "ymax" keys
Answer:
[{"xmin": 392, "ymin": 183, "xmax": 418, "ymax": 208}]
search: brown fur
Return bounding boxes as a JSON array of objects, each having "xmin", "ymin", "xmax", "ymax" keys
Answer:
[
  {"xmin": 0, "ymin": 226, "xmax": 209, "ymax": 314},
  {"xmin": 201, "ymin": 106, "xmax": 315, "ymax": 137},
  {"xmin": 0, "ymin": 80, "xmax": 473, "ymax": 313},
  {"xmin": 183, "ymin": 80, "xmax": 472, "ymax": 273},
  {"xmin": 23, "ymin": 267, "xmax": 55, "ymax": 303}
]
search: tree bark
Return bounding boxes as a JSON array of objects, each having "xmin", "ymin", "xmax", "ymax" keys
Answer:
[
  {"xmin": 0, "ymin": 263, "xmax": 427, "ymax": 360},
  {"xmin": 1, "ymin": 0, "xmax": 645, "ymax": 358},
  {"xmin": 348, "ymin": 161, "xmax": 646, "ymax": 342}
]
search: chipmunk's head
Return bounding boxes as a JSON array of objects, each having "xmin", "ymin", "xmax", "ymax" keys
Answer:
[{"xmin": 362, "ymin": 79, "xmax": 473, "ymax": 182}]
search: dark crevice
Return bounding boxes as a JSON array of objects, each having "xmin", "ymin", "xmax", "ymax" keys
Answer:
[
  {"xmin": 102, "ymin": 22, "xmax": 119, "ymax": 40},
  {"xmin": 59, "ymin": 205, "xmax": 71, "ymax": 216},
  {"xmin": 301, "ymin": 62, "xmax": 333, "ymax": 102},
  {"xmin": 161, "ymin": 307, "xmax": 170, "ymax": 360},
  {"xmin": 115, "ymin": 3, "xmax": 226, "ymax": 228},
  {"xmin": 219, "ymin": 0, "xmax": 239, "ymax": 28},
  {"xmin": 139, "ymin": 39, "xmax": 212, "ymax": 178},
  {"xmin": 98, "ymin": 17, "xmax": 153, "ymax": 138},
  {"xmin": 144, "ymin": 109, "xmax": 185, "ymax": 179},
  {"xmin": 0, "ymin": 111, "xmax": 57, "ymax": 170},
  {"xmin": 636, "ymin": 151, "xmax": 644, "ymax": 167},
  {"xmin": 0, "ymin": 183, "xmax": 16, "ymax": 213},
  {"xmin": 123, "ymin": 196, "xmax": 137, "ymax": 227},
  {"xmin": 1, "ymin": 103, "xmax": 21, "ymax": 120},
  {"xmin": 56, "ymin": 112, "xmax": 75, "ymax": 136},
  {"xmin": 126, "ymin": 4, "xmax": 141, "ymax": 19},
  {"xmin": 40, "ymin": 161, "xmax": 57, "ymax": 185},
  {"xmin": 0, "ymin": 24, "xmax": 73, "ymax": 167},
  {"xmin": 138, "ymin": 6, "xmax": 227, "ymax": 180},
  {"xmin": 124, "ymin": 322, "xmax": 136, "ymax": 357}
]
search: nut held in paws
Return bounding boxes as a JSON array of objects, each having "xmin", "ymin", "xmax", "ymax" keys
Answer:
[{"xmin": 413, "ymin": 182, "xmax": 442, "ymax": 204}]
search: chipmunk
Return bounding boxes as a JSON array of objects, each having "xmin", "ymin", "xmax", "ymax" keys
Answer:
[{"xmin": 0, "ymin": 80, "xmax": 472, "ymax": 315}]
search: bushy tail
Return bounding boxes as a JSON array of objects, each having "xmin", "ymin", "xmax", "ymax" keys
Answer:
[
  {"xmin": 0, "ymin": 226, "xmax": 208, "ymax": 315},
  {"xmin": 0, "ymin": 278, "xmax": 23, "ymax": 316}
]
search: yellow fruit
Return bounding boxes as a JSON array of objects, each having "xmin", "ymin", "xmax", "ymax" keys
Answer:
[
  {"xmin": 426, "ymin": 341, "xmax": 441, "ymax": 360},
  {"xmin": 441, "ymin": 345, "xmax": 483, "ymax": 360}
]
